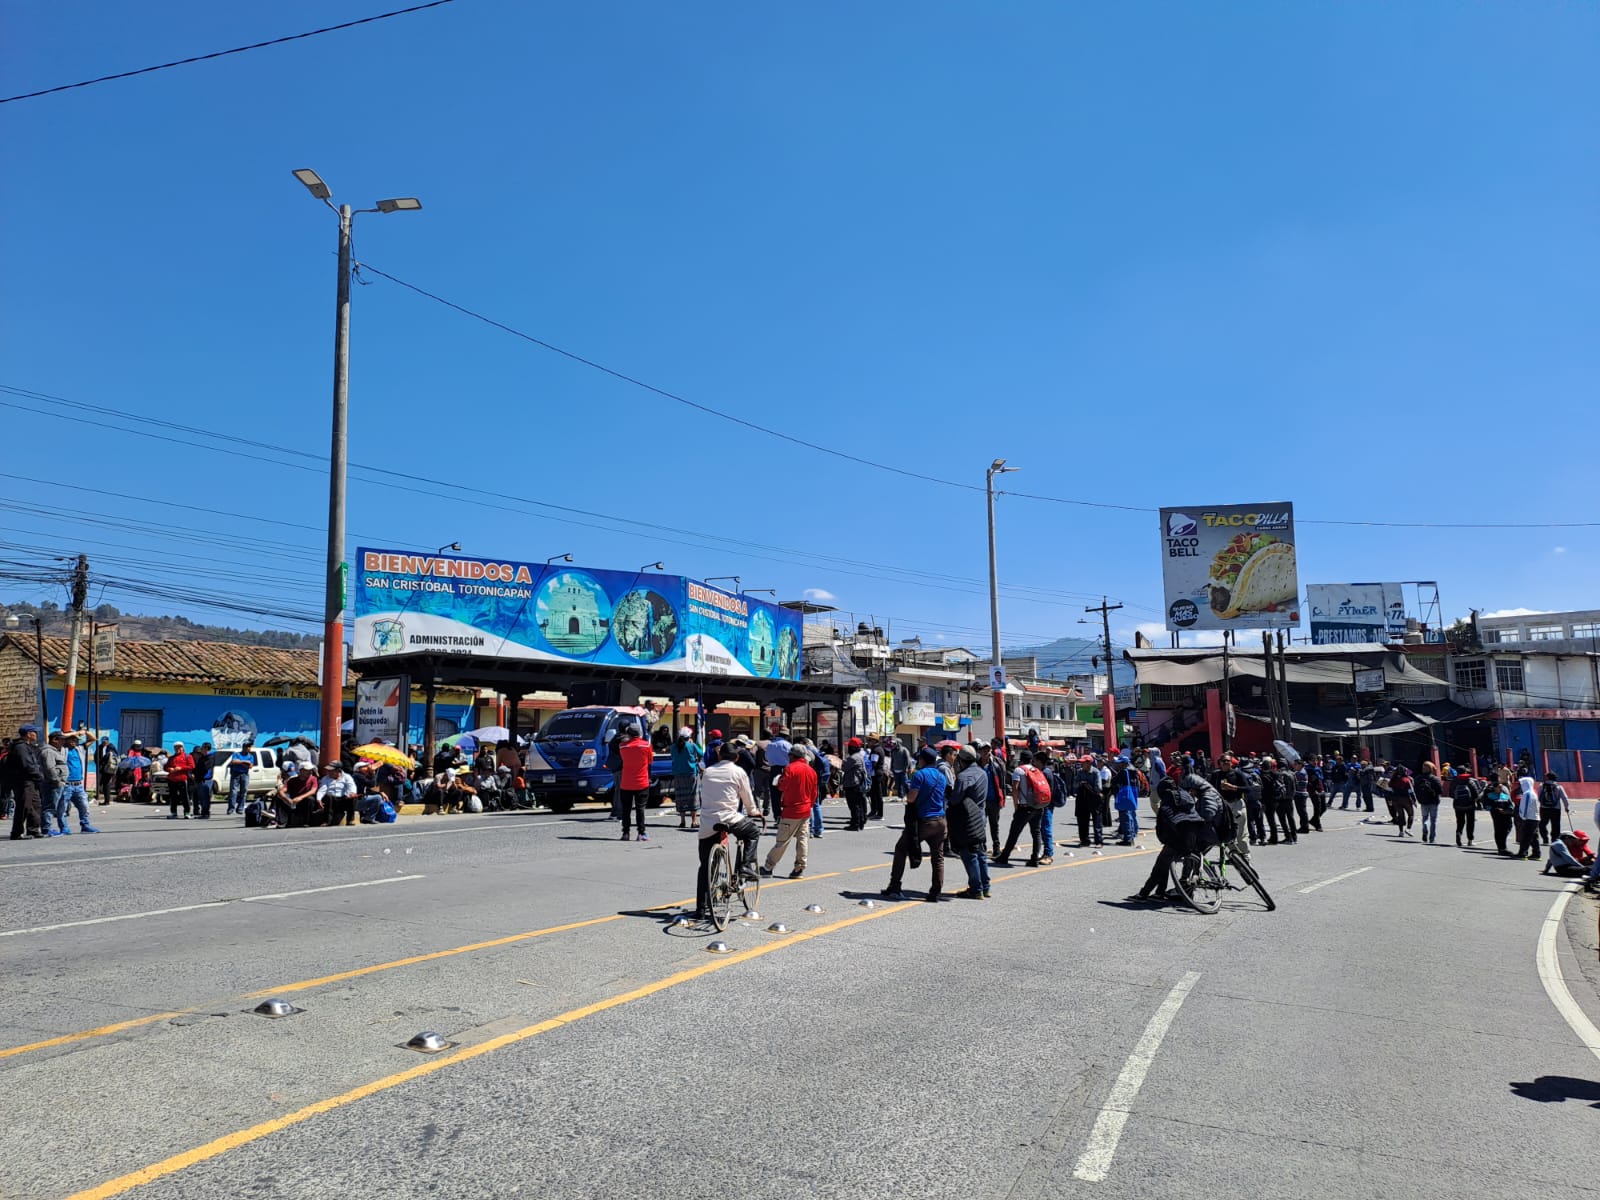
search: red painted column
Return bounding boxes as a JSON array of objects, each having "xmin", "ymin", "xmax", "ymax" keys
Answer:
[
  {"xmin": 1205, "ymin": 686, "xmax": 1223, "ymax": 763},
  {"xmin": 1470, "ymin": 748, "xmax": 1479, "ymax": 777},
  {"xmin": 1102, "ymin": 693, "xmax": 1118, "ymax": 755}
]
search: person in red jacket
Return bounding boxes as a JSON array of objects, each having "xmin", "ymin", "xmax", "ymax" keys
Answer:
[
  {"xmin": 762, "ymin": 745, "xmax": 817, "ymax": 879},
  {"xmin": 165, "ymin": 741, "xmax": 195, "ymax": 820},
  {"xmin": 616, "ymin": 722, "xmax": 654, "ymax": 842}
]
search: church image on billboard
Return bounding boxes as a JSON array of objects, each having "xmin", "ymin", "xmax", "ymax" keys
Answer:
[{"xmin": 536, "ymin": 571, "xmax": 612, "ymax": 655}]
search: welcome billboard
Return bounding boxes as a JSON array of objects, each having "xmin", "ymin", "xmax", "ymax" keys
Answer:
[
  {"xmin": 351, "ymin": 548, "xmax": 802, "ymax": 680},
  {"xmin": 1159, "ymin": 503, "xmax": 1299, "ymax": 632}
]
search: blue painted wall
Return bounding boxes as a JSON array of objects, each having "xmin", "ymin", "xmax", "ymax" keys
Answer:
[{"xmin": 48, "ymin": 683, "xmax": 473, "ymax": 752}]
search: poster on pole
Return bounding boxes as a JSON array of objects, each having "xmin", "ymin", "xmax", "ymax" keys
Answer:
[
  {"xmin": 354, "ymin": 676, "xmax": 410, "ymax": 746},
  {"xmin": 1159, "ymin": 503, "xmax": 1299, "ymax": 632},
  {"xmin": 91, "ymin": 625, "xmax": 117, "ymax": 674},
  {"xmin": 1307, "ymin": 583, "xmax": 1407, "ymax": 645},
  {"xmin": 352, "ymin": 548, "xmax": 802, "ymax": 680}
]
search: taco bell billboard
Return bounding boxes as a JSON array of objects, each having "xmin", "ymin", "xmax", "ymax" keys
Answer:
[
  {"xmin": 351, "ymin": 548, "xmax": 802, "ymax": 680},
  {"xmin": 1159, "ymin": 503, "xmax": 1299, "ymax": 632}
]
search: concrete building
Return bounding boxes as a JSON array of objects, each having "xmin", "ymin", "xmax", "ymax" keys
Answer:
[{"xmin": 1449, "ymin": 607, "xmax": 1600, "ymax": 781}]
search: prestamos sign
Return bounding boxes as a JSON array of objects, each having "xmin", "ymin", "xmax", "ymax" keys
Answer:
[
  {"xmin": 1306, "ymin": 583, "xmax": 1407, "ymax": 645},
  {"xmin": 352, "ymin": 548, "xmax": 802, "ymax": 680},
  {"xmin": 1159, "ymin": 503, "xmax": 1300, "ymax": 632}
]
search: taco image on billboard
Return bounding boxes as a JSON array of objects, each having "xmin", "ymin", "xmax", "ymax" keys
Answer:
[{"xmin": 1207, "ymin": 532, "xmax": 1296, "ymax": 619}]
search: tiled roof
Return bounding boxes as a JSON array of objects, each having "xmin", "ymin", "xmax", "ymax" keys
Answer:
[{"xmin": 7, "ymin": 634, "xmax": 319, "ymax": 687}]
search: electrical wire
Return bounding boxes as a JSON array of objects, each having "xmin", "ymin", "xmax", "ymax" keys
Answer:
[{"xmin": 1, "ymin": 1, "xmax": 459, "ymax": 105}]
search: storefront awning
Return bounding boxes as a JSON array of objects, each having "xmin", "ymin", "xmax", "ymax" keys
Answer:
[{"xmin": 1126, "ymin": 645, "xmax": 1445, "ymax": 689}]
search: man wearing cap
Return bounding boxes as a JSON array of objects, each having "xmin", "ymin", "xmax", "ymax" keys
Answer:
[
  {"xmin": 165, "ymin": 741, "xmax": 195, "ymax": 819},
  {"xmin": 841, "ymin": 737, "xmax": 869, "ymax": 830},
  {"xmin": 5, "ymin": 724, "xmax": 48, "ymax": 839},
  {"xmin": 977, "ymin": 741, "xmax": 1007, "ymax": 849},
  {"xmin": 763, "ymin": 728, "xmax": 793, "ymax": 822},
  {"xmin": 41, "ymin": 730, "xmax": 70, "ymax": 835},
  {"xmin": 762, "ymin": 744, "xmax": 817, "ymax": 879},
  {"xmin": 948, "ymin": 744, "xmax": 991, "ymax": 898},
  {"xmin": 57, "ymin": 734, "xmax": 99, "ymax": 833},
  {"xmin": 317, "ymin": 761, "xmax": 360, "ymax": 826}
]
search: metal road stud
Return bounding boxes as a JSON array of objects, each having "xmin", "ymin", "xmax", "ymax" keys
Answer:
[
  {"xmin": 742, "ymin": 911, "xmax": 760, "ymax": 921},
  {"xmin": 766, "ymin": 923, "xmax": 789, "ymax": 933},
  {"xmin": 858, "ymin": 899, "xmax": 876, "ymax": 908},
  {"xmin": 404, "ymin": 1031, "xmax": 457, "ymax": 1054},
  {"xmin": 250, "ymin": 999, "xmax": 301, "ymax": 1019},
  {"xmin": 668, "ymin": 914, "xmax": 693, "ymax": 928},
  {"xmin": 706, "ymin": 941, "xmax": 733, "ymax": 954},
  {"xmin": 1092, "ymin": 849, "xmax": 1102, "ymax": 856},
  {"xmin": 803, "ymin": 904, "xmax": 824, "ymax": 914}
]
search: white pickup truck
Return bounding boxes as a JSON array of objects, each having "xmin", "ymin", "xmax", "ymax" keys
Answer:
[{"xmin": 208, "ymin": 748, "xmax": 282, "ymax": 798}]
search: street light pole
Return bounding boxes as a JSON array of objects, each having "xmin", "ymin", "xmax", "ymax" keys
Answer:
[
  {"xmin": 320, "ymin": 202, "xmax": 353, "ymax": 767},
  {"xmin": 294, "ymin": 169, "xmax": 422, "ymax": 764},
  {"xmin": 986, "ymin": 459, "xmax": 1018, "ymax": 745}
]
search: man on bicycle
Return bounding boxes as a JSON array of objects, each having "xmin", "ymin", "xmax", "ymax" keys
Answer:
[
  {"xmin": 1131, "ymin": 774, "xmax": 1232, "ymax": 903},
  {"xmin": 694, "ymin": 741, "xmax": 764, "ymax": 921}
]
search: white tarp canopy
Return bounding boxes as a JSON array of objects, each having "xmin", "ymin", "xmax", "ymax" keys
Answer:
[{"xmin": 1125, "ymin": 644, "xmax": 1446, "ymax": 690}]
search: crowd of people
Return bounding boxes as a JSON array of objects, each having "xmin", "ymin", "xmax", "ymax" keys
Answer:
[{"xmin": 7, "ymin": 715, "xmax": 1598, "ymax": 899}]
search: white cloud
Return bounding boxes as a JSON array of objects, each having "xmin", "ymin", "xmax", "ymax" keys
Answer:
[
  {"xmin": 802, "ymin": 587, "xmax": 836, "ymax": 602},
  {"xmin": 1554, "ymin": 546, "xmax": 1568, "ymax": 555},
  {"xmin": 1480, "ymin": 607, "xmax": 1549, "ymax": 619}
]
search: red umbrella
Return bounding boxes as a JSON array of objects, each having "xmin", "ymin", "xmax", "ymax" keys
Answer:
[{"xmin": 935, "ymin": 739, "xmax": 962, "ymax": 749}]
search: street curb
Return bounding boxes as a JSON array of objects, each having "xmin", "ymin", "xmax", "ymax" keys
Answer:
[{"xmin": 1559, "ymin": 887, "xmax": 1600, "ymax": 1028}]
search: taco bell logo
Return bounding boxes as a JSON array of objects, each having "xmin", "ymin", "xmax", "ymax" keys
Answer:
[{"xmin": 1167, "ymin": 512, "xmax": 1198, "ymax": 538}]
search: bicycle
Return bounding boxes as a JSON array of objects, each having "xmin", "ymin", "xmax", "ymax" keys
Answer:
[
  {"xmin": 705, "ymin": 822, "xmax": 763, "ymax": 931},
  {"xmin": 1168, "ymin": 840, "xmax": 1275, "ymax": 914}
]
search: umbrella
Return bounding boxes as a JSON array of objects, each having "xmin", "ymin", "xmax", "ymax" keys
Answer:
[
  {"xmin": 465, "ymin": 726, "xmax": 511, "ymax": 743},
  {"xmin": 262, "ymin": 735, "xmax": 292, "ymax": 747},
  {"xmin": 441, "ymin": 732, "xmax": 478, "ymax": 753},
  {"xmin": 121, "ymin": 754, "xmax": 151, "ymax": 769},
  {"xmin": 934, "ymin": 740, "xmax": 962, "ymax": 749},
  {"xmin": 351, "ymin": 743, "xmax": 416, "ymax": 770},
  {"xmin": 1272, "ymin": 739, "xmax": 1303, "ymax": 767}
]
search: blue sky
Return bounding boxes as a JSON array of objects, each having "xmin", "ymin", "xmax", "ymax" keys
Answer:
[{"xmin": 2, "ymin": 1, "xmax": 1596, "ymax": 654}]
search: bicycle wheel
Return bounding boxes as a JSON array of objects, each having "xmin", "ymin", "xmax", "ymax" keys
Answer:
[
  {"xmin": 1169, "ymin": 852, "xmax": 1221, "ymax": 914},
  {"xmin": 738, "ymin": 864, "xmax": 762, "ymax": 917},
  {"xmin": 1231, "ymin": 854, "xmax": 1276, "ymax": 911},
  {"xmin": 707, "ymin": 844, "xmax": 735, "ymax": 931}
]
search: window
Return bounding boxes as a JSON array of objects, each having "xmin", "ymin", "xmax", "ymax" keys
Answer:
[
  {"xmin": 1536, "ymin": 722, "xmax": 1565, "ymax": 751},
  {"xmin": 1453, "ymin": 660, "xmax": 1487, "ymax": 690},
  {"xmin": 1024, "ymin": 704, "xmax": 1034, "ymax": 719},
  {"xmin": 1570, "ymin": 622, "xmax": 1600, "ymax": 640},
  {"xmin": 1526, "ymin": 626, "xmax": 1564, "ymax": 641},
  {"xmin": 1147, "ymin": 684, "xmax": 1197, "ymax": 706},
  {"xmin": 1495, "ymin": 661, "xmax": 1525, "ymax": 692}
]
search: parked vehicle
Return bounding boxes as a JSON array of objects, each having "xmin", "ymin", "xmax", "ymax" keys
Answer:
[
  {"xmin": 207, "ymin": 747, "xmax": 281, "ymax": 798},
  {"xmin": 525, "ymin": 706, "xmax": 672, "ymax": 813}
]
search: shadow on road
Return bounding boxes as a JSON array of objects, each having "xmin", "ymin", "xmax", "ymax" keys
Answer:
[{"xmin": 1509, "ymin": 1076, "xmax": 1600, "ymax": 1107}]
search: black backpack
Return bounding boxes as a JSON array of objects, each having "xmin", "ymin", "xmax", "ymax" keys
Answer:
[{"xmin": 1452, "ymin": 778, "xmax": 1477, "ymax": 807}]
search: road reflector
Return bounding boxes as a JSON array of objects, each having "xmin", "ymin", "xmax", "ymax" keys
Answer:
[
  {"xmin": 250, "ymin": 999, "xmax": 301, "ymax": 1020},
  {"xmin": 803, "ymin": 904, "xmax": 824, "ymax": 914},
  {"xmin": 706, "ymin": 941, "xmax": 733, "ymax": 954},
  {"xmin": 766, "ymin": 923, "xmax": 789, "ymax": 934},
  {"xmin": 404, "ymin": 1031, "xmax": 457, "ymax": 1054}
]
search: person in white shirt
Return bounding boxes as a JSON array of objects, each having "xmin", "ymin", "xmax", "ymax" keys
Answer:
[
  {"xmin": 1514, "ymin": 770, "xmax": 1541, "ymax": 860},
  {"xmin": 695, "ymin": 742, "xmax": 763, "ymax": 921},
  {"xmin": 317, "ymin": 762, "xmax": 360, "ymax": 827}
]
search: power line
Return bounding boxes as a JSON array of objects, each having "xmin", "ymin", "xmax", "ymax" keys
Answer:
[{"xmin": 1, "ymin": 1, "xmax": 459, "ymax": 105}]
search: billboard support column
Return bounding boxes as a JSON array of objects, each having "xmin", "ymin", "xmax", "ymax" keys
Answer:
[
  {"xmin": 422, "ymin": 665, "xmax": 437, "ymax": 772},
  {"xmin": 1102, "ymin": 693, "xmax": 1118, "ymax": 755},
  {"xmin": 1205, "ymin": 686, "xmax": 1223, "ymax": 763}
]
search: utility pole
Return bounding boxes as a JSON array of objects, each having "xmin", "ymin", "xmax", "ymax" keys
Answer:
[
  {"xmin": 1221, "ymin": 630, "xmax": 1232, "ymax": 752},
  {"xmin": 292, "ymin": 168, "xmax": 423, "ymax": 763},
  {"xmin": 1084, "ymin": 597, "xmax": 1124, "ymax": 697},
  {"xmin": 60, "ymin": 554, "xmax": 89, "ymax": 734},
  {"xmin": 32, "ymin": 615, "xmax": 48, "ymax": 731},
  {"xmin": 986, "ymin": 459, "xmax": 1019, "ymax": 744},
  {"xmin": 1276, "ymin": 629, "xmax": 1293, "ymax": 741}
]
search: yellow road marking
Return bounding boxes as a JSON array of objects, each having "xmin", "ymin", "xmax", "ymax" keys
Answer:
[
  {"xmin": 0, "ymin": 1013, "xmax": 191, "ymax": 1061},
  {"xmin": 0, "ymin": 914, "xmax": 625, "ymax": 1061},
  {"xmin": 63, "ymin": 900, "xmax": 919, "ymax": 1200}
]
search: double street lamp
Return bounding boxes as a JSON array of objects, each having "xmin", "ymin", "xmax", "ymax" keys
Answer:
[
  {"xmin": 986, "ymin": 458, "xmax": 1019, "ymax": 743},
  {"xmin": 294, "ymin": 168, "xmax": 423, "ymax": 763}
]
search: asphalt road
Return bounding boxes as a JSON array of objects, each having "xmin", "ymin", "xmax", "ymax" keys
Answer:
[{"xmin": 3, "ymin": 796, "xmax": 1597, "ymax": 1200}]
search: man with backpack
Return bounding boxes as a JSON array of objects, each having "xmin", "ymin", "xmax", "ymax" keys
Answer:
[
  {"xmin": 1073, "ymin": 756, "xmax": 1104, "ymax": 847},
  {"xmin": 1451, "ymin": 770, "xmax": 1482, "ymax": 847},
  {"xmin": 1131, "ymin": 774, "xmax": 1233, "ymax": 903},
  {"xmin": 994, "ymin": 749, "xmax": 1050, "ymax": 867},
  {"xmin": 1111, "ymin": 755, "xmax": 1141, "ymax": 846},
  {"xmin": 1259, "ymin": 758, "xmax": 1295, "ymax": 845},
  {"xmin": 1538, "ymin": 772, "xmax": 1570, "ymax": 843}
]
